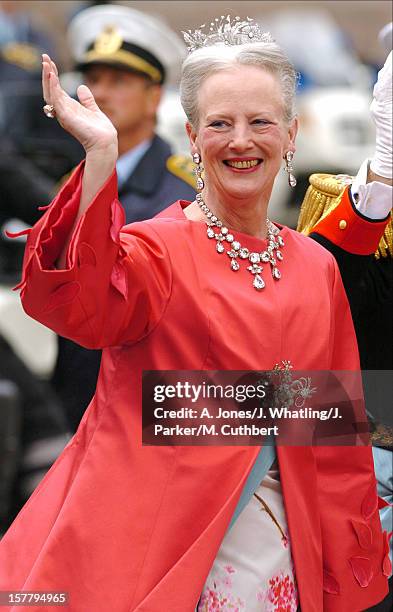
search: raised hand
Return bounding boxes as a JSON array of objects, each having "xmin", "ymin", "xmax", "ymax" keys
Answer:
[
  {"xmin": 42, "ymin": 54, "xmax": 118, "ymax": 154},
  {"xmin": 369, "ymin": 51, "xmax": 392, "ymax": 180}
]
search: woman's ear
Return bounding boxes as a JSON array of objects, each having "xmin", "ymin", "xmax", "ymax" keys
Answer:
[
  {"xmin": 287, "ymin": 116, "xmax": 299, "ymax": 152},
  {"xmin": 186, "ymin": 122, "xmax": 198, "ymax": 152}
]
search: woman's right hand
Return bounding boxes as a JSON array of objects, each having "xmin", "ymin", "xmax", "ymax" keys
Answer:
[
  {"xmin": 42, "ymin": 54, "xmax": 118, "ymax": 155},
  {"xmin": 43, "ymin": 55, "xmax": 119, "ymax": 269}
]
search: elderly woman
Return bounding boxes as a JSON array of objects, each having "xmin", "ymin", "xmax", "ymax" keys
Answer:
[{"xmin": 0, "ymin": 17, "xmax": 389, "ymax": 612}]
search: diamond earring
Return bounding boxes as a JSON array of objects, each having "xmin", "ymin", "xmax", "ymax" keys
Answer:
[
  {"xmin": 285, "ymin": 151, "xmax": 297, "ymax": 188},
  {"xmin": 193, "ymin": 152, "xmax": 205, "ymax": 191}
]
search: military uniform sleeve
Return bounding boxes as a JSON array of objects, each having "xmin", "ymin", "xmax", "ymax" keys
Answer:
[
  {"xmin": 297, "ymin": 173, "xmax": 391, "ymax": 257},
  {"xmin": 18, "ymin": 162, "xmax": 172, "ymax": 349},
  {"xmin": 311, "ymin": 186, "xmax": 391, "ymax": 256}
]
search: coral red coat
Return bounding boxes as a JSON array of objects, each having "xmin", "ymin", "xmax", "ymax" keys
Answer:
[{"xmin": 0, "ymin": 165, "xmax": 389, "ymax": 611}]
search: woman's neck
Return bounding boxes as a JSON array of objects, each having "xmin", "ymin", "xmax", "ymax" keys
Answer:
[{"xmin": 184, "ymin": 186, "xmax": 270, "ymax": 239}]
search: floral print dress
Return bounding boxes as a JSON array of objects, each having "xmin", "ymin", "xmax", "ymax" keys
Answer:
[{"xmin": 198, "ymin": 466, "xmax": 299, "ymax": 611}]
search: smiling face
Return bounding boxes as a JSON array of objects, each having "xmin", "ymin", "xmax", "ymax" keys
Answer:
[{"xmin": 187, "ymin": 65, "xmax": 297, "ymax": 210}]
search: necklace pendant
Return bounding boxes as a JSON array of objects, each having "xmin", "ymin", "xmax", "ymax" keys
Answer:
[
  {"xmin": 197, "ymin": 196, "xmax": 284, "ymax": 291},
  {"xmin": 288, "ymin": 173, "xmax": 297, "ymax": 188},
  {"xmin": 249, "ymin": 252, "xmax": 260, "ymax": 264},
  {"xmin": 248, "ymin": 264, "xmax": 263, "ymax": 274},
  {"xmin": 253, "ymin": 274, "xmax": 265, "ymax": 291}
]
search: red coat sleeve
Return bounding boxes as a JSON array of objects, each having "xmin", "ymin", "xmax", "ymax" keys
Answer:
[
  {"xmin": 18, "ymin": 163, "xmax": 172, "ymax": 349},
  {"xmin": 314, "ymin": 260, "xmax": 388, "ymax": 610}
]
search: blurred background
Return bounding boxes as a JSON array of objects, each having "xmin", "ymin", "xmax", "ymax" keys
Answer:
[
  {"xmin": 12, "ymin": 1, "xmax": 392, "ymax": 67},
  {"xmin": 0, "ymin": 0, "xmax": 391, "ymax": 533}
]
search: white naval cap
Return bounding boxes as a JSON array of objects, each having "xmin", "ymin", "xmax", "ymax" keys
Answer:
[{"xmin": 67, "ymin": 4, "xmax": 186, "ymax": 85}]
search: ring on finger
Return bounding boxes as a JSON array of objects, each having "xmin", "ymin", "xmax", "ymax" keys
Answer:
[{"xmin": 43, "ymin": 104, "xmax": 56, "ymax": 119}]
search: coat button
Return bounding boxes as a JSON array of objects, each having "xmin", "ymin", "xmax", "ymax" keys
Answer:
[{"xmin": 339, "ymin": 220, "xmax": 347, "ymax": 230}]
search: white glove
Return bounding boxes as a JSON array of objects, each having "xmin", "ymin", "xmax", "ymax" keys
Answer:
[{"xmin": 369, "ymin": 51, "xmax": 392, "ymax": 178}]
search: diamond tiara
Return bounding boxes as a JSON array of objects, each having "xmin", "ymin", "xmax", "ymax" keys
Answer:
[{"xmin": 182, "ymin": 15, "xmax": 274, "ymax": 54}]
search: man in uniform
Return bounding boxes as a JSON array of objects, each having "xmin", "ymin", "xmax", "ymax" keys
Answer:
[{"xmin": 52, "ymin": 4, "xmax": 196, "ymax": 430}]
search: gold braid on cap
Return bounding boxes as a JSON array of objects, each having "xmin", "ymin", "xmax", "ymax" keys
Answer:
[
  {"xmin": 297, "ymin": 173, "xmax": 392, "ymax": 259},
  {"xmin": 83, "ymin": 25, "xmax": 163, "ymax": 83},
  {"xmin": 182, "ymin": 15, "xmax": 274, "ymax": 53}
]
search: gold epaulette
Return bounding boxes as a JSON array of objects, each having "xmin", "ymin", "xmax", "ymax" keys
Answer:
[
  {"xmin": 297, "ymin": 173, "xmax": 349, "ymax": 235},
  {"xmin": 166, "ymin": 154, "xmax": 196, "ymax": 189},
  {"xmin": 1, "ymin": 42, "xmax": 41, "ymax": 72},
  {"xmin": 297, "ymin": 173, "xmax": 392, "ymax": 259},
  {"xmin": 377, "ymin": 214, "xmax": 393, "ymax": 259}
]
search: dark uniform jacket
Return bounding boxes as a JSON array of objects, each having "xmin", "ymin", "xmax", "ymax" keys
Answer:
[
  {"xmin": 297, "ymin": 173, "xmax": 392, "ymax": 446},
  {"xmin": 118, "ymin": 135, "xmax": 196, "ymax": 221},
  {"xmin": 297, "ymin": 173, "xmax": 392, "ymax": 372},
  {"xmin": 53, "ymin": 135, "xmax": 196, "ymax": 430}
]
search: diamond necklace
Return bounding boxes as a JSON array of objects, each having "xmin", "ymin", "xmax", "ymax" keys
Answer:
[{"xmin": 196, "ymin": 192, "xmax": 284, "ymax": 291}]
